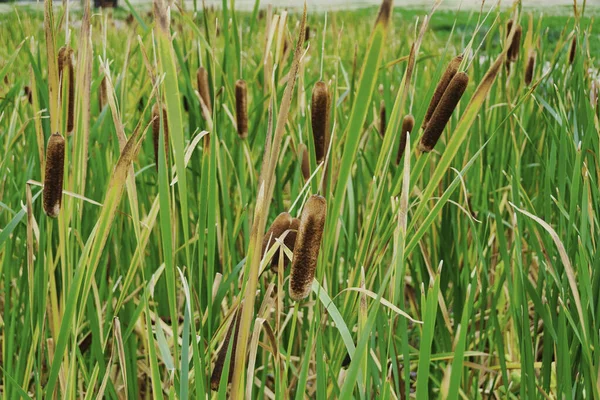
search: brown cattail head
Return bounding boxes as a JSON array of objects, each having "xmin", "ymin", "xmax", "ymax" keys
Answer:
[
  {"xmin": 299, "ymin": 143, "xmax": 310, "ymax": 181},
  {"xmin": 235, "ymin": 79, "xmax": 248, "ymax": 139},
  {"xmin": 375, "ymin": 0, "xmax": 393, "ymax": 27},
  {"xmin": 305, "ymin": 25, "xmax": 311, "ymax": 42},
  {"xmin": 23, "ymin": 85, "xmax": 33, "ymax": 104},
  {"xmin": 43, "ymin": 132, "xmax": 66, "ymax": 218},
  {"xmin": 419, "ymin": 72, "xmax": 469, "ymax": 153},
  {"xmin": 58, "ymin": 46, "xmax": 75, "ymax": 134},
  {"xmin": 289, "ymin": 195, "xmax": 327, "ymax": 301},
  {"xmin": 152, "ymin": 103, "xmax": 169, "ymax": 170},
  {"xmin": 262, "ymin": 212, "xmax": 300, "ymax": 272},
  {"xmin": 197, "ymin": 67, "xmax": 212, "ymax": 117},
  {"xmin": 379, "ymin": 100, "xmax": 386, "ymax": 138},
  {"xmin": 311, "ymin": 81, "xmax": 330, "ymax": 163},
  {"xmin": 422, "ymin": 55, "xmax": 463, "ymax": 130},
  {"xmin": 507, "ymin": 21, "xmax": 522, "ymax": 62},
  {"xmin": 525, "ymin": 51, "xmax": 536, "ymax": 86},
  {"xmin": 98, "ymin": 76, "xmax": 107, "ymax": 111},
  {"xmin": 569, "ymin": 35, "xmax": 577, "ymax": 65},
  {"xmin": 210, "ymin": 306, "xmax": 242, "ymax": 391},
  {"xmin": 396, "ymin": 114, "xmax": 415, "ymax": 165}
]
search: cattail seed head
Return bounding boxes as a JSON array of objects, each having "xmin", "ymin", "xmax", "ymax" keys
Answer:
[
  {"xmin": 422, "ymin": 55, "xmax": 463, "ymax": 130},
  {"xmin": 98, "ymin": 76, "xmax": 107, "ymax": 111},
  {"xmin": 419, "ymin": 72, "xmax": 469, "ymax": 153},
  {"xmin": 507, "ymin": 21, "xmax": 522, "ymax": 62},
  {"xmin": 379, "ymin": 100, "xmax": 386, "ymax": 138},
  {"xmin": 262, "ymin": 212, "xmax": 300, "ymax": 272},
  {"xmin": 58, "ymin": 46, "xmax": 75, "ymax": 134},
  {"xmin": 305, "ymin": 25, "xmax": 310, "ymax": 42},
  {"xmin": 299, "ymin": 143, "xmax": 310, "ymax": 181},
  {"xmin": 197, "ymin": 67, "xmax": 212, "ymax": 117},
  {"xmin": 235, "ymin": 79, "xmax": 248, "ymax": 139},
  {"xmin": 43, "ymin": 132, "xmax": 65, "ymax": 218},
  {"xmin": 23, "ymin": 85, "xmax": 33, "ymax": 104},
  {"xmin": 289, "ymin": 195, "xmax": 327, "ymax": 301},
  {"xmin": 396, "ymin": 114, "xmax": 415, "ymax": 165},
  {"xmin": 311, "ymin": 81, "xmax": 330, "ymax": 163},
  {"xmin": 152, "ymin": 103, "xmax": 169, "ymax": 170},
  {"xmin": 210, "ymin": 306, "xmax": 242, "ymax": 391},
  {"xmin": 525, "ymin": 51, "xmax": 536, "ymax": 86},
  {"xmin": 569, "ymin": 36, "xmax": 577, "ymax": 65}
]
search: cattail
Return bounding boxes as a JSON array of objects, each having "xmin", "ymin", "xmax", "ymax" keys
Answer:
[
  {"xmin": 422, "ymin": 55, "xmax": 463, "ymax": 130},
  {"xmin": 210, "ymin": 306, "xmax": 242, "ymax": 391},
  {"xmin": 183, "ymin": 95, "xmax": 189, "ymax": 112},
  {"xmin": 396, "ymin": 115, "xmax": 415, "ymax": 165},
  {"xmin": 43, "ymin": 132, "xmax": 65, "ymax": 218},
  {"xmin": 197, "ymin": 67, "xmax": 212, "ymax": 117},
  {"xmin": 152, "ymin": 103, "xmax": 169, "ymax": 169},
  {"xmin": 525, "ymin": 51, "xmax": 536, "ymax": 86},
  {"xmin": 419, "ymin": 72, "xmax": 469, "ymax": 153},
  {"xmin": 58, "ymin": 46, "xmax": 75, "ymax": 134},
  {"xmin": 23, "ymin": 85, "xmax": 33, "ymax": 104},
  {"xmin": 289, "ymin": 195, "xmax": 327, "ymax": 301},
  {"xmin": 311, "ymin": 81, "xmax": 330, "ymax": 163},
  {"xmin": 262, "ymin": 212, "xmax": 300, "ymax": 272},
  {"xmin": 305, "ymin": 25, "xmax": 311, "ymax": 42},
  {"xmin": 299, "ymin": 143, "xmax": 310, "ymax": 181},
  {"xmin": 235, "ymin": 79, "xmax": 248, "ymax": 139},
  {"xmin": 506, "ymin": 20, "xmax": 522, "ymax": 62},
  {"xmin": 98, "ymin": 76, "xmax": 107, "ymax": 111},
  {"xmin": 379, "ymin": 100, "xmax": 386, "ymax": 138},
  {"xmin": 3, "ymin": 75, "xmax": 8, "ymax": 85},
  {"xmin": 569, "ymin": 36, "xmax": 577, "ymax": 65}
]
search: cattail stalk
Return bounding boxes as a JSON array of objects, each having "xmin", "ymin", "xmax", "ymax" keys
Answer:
[
  {"xmin": 311, "ymin": 81, "xmax": 330, "ymax": 163},
  {"xmin": 262, "ymin": 212, "xmax": 300, "ymax": 272},
  {"xmin": 419, "ymin": 72, "xmax": 469, "ymax": 152},
  {"xmin": 525, "ymin": 51, "xmax": 536, "ymax": 86},
  {"xmin": 396, "ymin": 115, "xmax": 415, "ymax": 165},
  {"xmin": 58, "ymin": 46, "xmax": 75, "ymax": 134},
  {"xmin": 235, "ymin": 80, "xmax": 248, "ymax": 139},
  {"xmin": 289, "ymin": 195, "xmax": 327, "ymax": 301},
  {"xmin": 210, "ymin": 307, "xmax": 242, "ymax": 391},
  {"xmin": 197, "ymin": 66, "xmax": 212, "ymax": 118},
  {"xmin": 379, "ymin": 100, "xmax": 386, "ymax": 138},
  {"xmin": 43, "ymin": 132, "xmax": 65, "ymax": 218},
  {"xmin": 152, "ymin": 103, "xmax": 169, "ymax": 169},
  {"xmin": 422, "ymin": 55, "xmax": 463, "ymax": 130}
]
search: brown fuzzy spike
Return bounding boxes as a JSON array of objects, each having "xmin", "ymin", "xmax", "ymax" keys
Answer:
[
  {"xmin": 525, "ymin": 52, "xmax": 536, "ymax": 86},
  {"xmin": 197, "ymin": 67, "xmax": 212, "ymax": 117},
  {"xmin": 210, "ymin": 306, "xmax": 242, "ymax": 391},
  {"xmin": 152, "ymin": 103, "xmax": 169, "ymax": 170},
  {"xmin": 235, "ymin": 79, "xmax": 248, "ymax": 139},
  {"xmin": 507, "ymin": 21, "xmax": 522, "ymax": 62},
  {"xmin": 422, "ymin": 55, "xmax": 463, "ymax": 130},
  {"xmin": 299, "ymin": 143, "xmax": 310, "ymax": 181},
  {"xmin": 58, "ymin": 46, "xmax": 75, "ymax": 134},
  {"xmin": 419, "ymin": 72, "xmax": 469, "ymax": 153},
  {"xmin": 43, "ymin": 132, "xmax": 66, "ymax": 218},
  {"xmin": 569, "ymin": 36, "xmax": 577, "ymax": 65},
  {"xmin": 98, "ymin": 76, "xmax": 107, "ymax": 111},
  {"xmin": 24, "ymin": 85, "xmax": 33, "ymax": 104},
  {"xmin": 289, "ymin": 195, "xmax": 327, "ymax": 301},
  {"xmin": 396, "ymin": 114, "xmax": 415, "ymax": 165},
  {"xmin": 311, "ymin": 81, "xmax": 330, "ymax": 163},
  {"xmin": 375, "ymin": 0, "xmax": 393, "ymax": 27},
  {"xmin": 379, "ymin": 100, "xmax": 386, "ymax": 138},
  {"xmin": 262, "ymin": 212, "xmax": 299, "ymax": 272},
  {"xmin": 305, "ymin": 25, "xmax": 311, "ymax": 42}
]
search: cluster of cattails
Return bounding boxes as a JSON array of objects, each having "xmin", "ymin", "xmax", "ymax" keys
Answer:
[
  {"xmin": 311, "ymin": 81, "xmax": 330, "ymax": 164},
  {"xmin": 289, "ymin": 195, "xmax": 327, "ymax": 301},
  {"xmin": 210, "ymin": 306, "xmax": 242, "ymax": 391},
  {"xmin": 197, "ymin": 66, "xmax": 212, "ymax": 118},
  {"xmin": 262, "ymin": 212, "xmax": 300, "ymax": 273},
  {"xmin": 420, "ymin": 56, "xmax": 469, "ymax": 152},
  {"xmin": 43, "ymin": 132, "xmax": 66, "ymax": 218},
  {"xmin": 58, "ymin": 45, "xmax": 75, "ymax": 134},
  {"xmin": 152, "ymin": 103, "xmax": 169, "ymax": 169},
  {"xmin": 525, "ymin": 51, "xmax": 536, "ymax": 86},
  {"xmin": 396, "ymin": 115, "xmax": 415, "ymax": 165},
  {"xmin": 379, "ymin": 100, "xmax": 386, "ymax": 138},
  {"xmin": 235, "ymin": 79, "xmax": 248, "ymax": 139}
]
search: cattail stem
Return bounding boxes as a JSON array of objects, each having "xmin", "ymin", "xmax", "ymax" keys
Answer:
[
  {"xmin": 419, "ymin": 72, "xmax": 469, "ymax": 152},
  {"xmin": 396, "ymin": 115, "xmax": 415, "ymax": 165},
  {"xmin": 43, "ymin": 132, "xmax": 65, "ymax": 218},
  {"xmin": 422, "ymin": 55, "xmax": 463, "ymax": 130},
  {"xmin": 289, "ymin": 195, "xmax": 327, "ymax": 301},
  {"xmin": 235, "ymin": 79, "xmax": 248, "ymax": 139},
  {"xmin": 197, "ymin": 66, "xmax": 212, "ymax": 118},
  {"xmin": 311, "ymin": 81, "xmax": 330, "ymax": 163}
]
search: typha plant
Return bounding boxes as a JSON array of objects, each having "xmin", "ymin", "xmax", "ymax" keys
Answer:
[
  {"xmin": 235, "ymin": 79, "xmax": 248, "ymax": 139},
  {"xmin": 152, "ymin": 103, "xmax": 169, "ymax": 170},
  {"xmin": 197, "ymin": 66, "xmax": 212, "ymax": 118},
  {"xmin": 58, "ymin": 45, "xmax": 75, "ymax": 134},
  {"xmin": 299, "ymin": 143, "xmax": 310, "ymax": 181},
  {"xmin": 98, "ymin": 76, "xmax": 107, "ymax": 111},
  {"xmin": 419, "ymin": 72, "xmax": 469, "ymax": 152},
  {"xmin": 305, "ymin": 25, "xmax": 311, "ymax": 42},
  {"xmin": 379, "ymin": 100, "xmax": 386, "ymax": 137},
  {"xmin": 262, "ymin": 212, "xmax": 300, "ymax": 272},
  {"xmin": 422, "ymin": 55, "xmax": 463, "ymax": 130},
  {"xmin": 42, "ymin": 132, "xmax": 65, "ymax": 218},
  {"xmin": 506, "ymin": 20, "xmax": 522, "ymax": 62},
  {"xmin": 210, "ymin": 306, "xmax": 243, "ymax": 391},
  {"xmin": 396, "ymin": 114, "xmax": 415, "ymax": 165},
  {"xmin": 525, "ymin": 51, "xmax": 536, "ymax": 85},
  {"xmin": 289, "ymin": 195, "xmax": 327, "ymax": 301},
  {"xmin": 569, "ymin": 35, "xmax": 577, "ymax": 65},
  {"xmin": 311, "ymin": 81, "xmax": 330, "ymax": 163}
]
